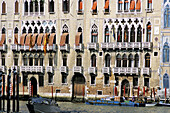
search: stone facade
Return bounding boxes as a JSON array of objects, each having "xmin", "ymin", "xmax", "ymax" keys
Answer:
[{"xmin": 0, "ymin": 0, "xmax": 165, "ymax": 99}]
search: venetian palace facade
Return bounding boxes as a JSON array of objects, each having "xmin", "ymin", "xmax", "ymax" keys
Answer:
[{"xmin": 0, "ymin": 0, "xmax": 169, "ymax": 100}]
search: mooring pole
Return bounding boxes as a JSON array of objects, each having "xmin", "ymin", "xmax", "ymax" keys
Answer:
[
  {"xmin": 16, "ymin": 73, "xmax": 19, "ymax": 112},
  {"xmin": 7, "ymin": 69, "xmax": 11, "ymax": 113},
  {"xmin": 3, "ymin": 75, "xmax": 5, "ymax": 111},
  {"xmin": 0, "ymin": 70, "xmax": 2, "ymax": 111},
  {"xmin": 13, "ymin": 67, "xmax": 16, "ymax": 112}
]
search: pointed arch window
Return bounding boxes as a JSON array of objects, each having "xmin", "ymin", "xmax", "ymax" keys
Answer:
[
  {"xmin": 78, "ymin": 0, "xmax": 83, "ymax": 13},
  {"xmin": 117, "ymin": 26, "xmax": 122, "ymax": 42},
  {"xmin": 116, "ymin": 54, "xmax": 121, "ymax": 67},
  {"xmin": 136, "ymin": 0, "xmax": 141, "ymax": 12},
  {"xmin": 63, "ymin": 0, "xmax": 70, "ymax": 13},
  {"xmin": 147, "ymin": 0, "xmax": 152, "ymax": 9},
  {"xmin": 63, "ymin": 55, "xmax": 67, "ymax": 66},
  {"xmin": 40, "ymin": 0, "xmax": 44, "ymax": 13},
  {"xmin": 91, "ymin": 24, "xmax": 98, "ymax": 43},
  {"xmin": 34, "ymin": 54, "xmax": 39, "ymax": 66},
  {"xmin": 49, "ymin": 55, "xmax": 53, "ymax": 66},
  {"xmin": 14, "ymin": 54, "xmax": 18, "ymax": 66},
  {"xmin": 129, "ymin": 0, "xmax": 135, "ymax": 12},
  {"xmin": 128, "ymin": 54, "xmax": 133, "ymax": 67},
  {"xmin": 0, "ymin": 28, "xmax": 6, "ymax": 46},
  {"xmin": 122, "ymin": 54, "xmax": 127, "ymax": 67},
  {"xmin": 92, "ymin": 0, "xmax": 97, "ymax": 14},
  {"xmin": 137, "ymin": 25, "xmax": 142, "ymax": 42},
  {"xmin": 15, "ymin": 0, "xmax": 19, "ymax": 14},
  {"xmin": 49, "ymin": 0, "xmax": 54, "ymax": 13},
  {"xmin": 130, "ymin": 25, "xmax": 135, "ymax": 42},
  {"xmin": 145, "ymin": 53, "xmax": 150, "ymax": 67},
  {"xmin": 118, "ymin": 0, "xmax": 123, "ymax": 11},
  {"xmin": 124, "ymin": 25, "xmax": 129, "ymax": 42},
  {"xmin": 134, "ymin": 54, "xmax": 139, "ymax": 67},
  {"xmin": 104, "ymin": 0, "xmax": 109, "ymax": 13},
  {"xmin": 163, "ymin": 73, "xmax": 169, "ymax": 89},
  {"xmin": 29, "ymin": 54, "xmax": 33, "ymax": 66},
  {"xmin": 35, "ymin": 0, "xmax": 39, "ymax": 13},
  {"xmin": 2, "ymin": 1, "xmax": 6, "ymax": 14},
  {"xmin": 105, "ymin": 54, "xmax": 110, "ymax": 67},
  {"xmin": 124, "ymin": 0, "xmax": 129, "ymax": 11},
  {"xmin": 163, "ymin": 42, "xmax": 169, "ymax": 63},
  {"xmin": 1, "ymin": 55, "xmax": 5, "ymax": 66},
  {"xmin": 30, "ymin": 0, "xmax": 33, "ymax": 13},
  {"xmin": 91, "ymin": 54, "xmax": 96, "ymax": 67},
  {"xmin": 77, "ymin": 55, "xmax": 82, "ymax": 66},
  {"xmin": 23, "ymin": 54, "xmax": 28, "ymax": 66},
  {"xmin": 164, "ymin": 5, "xmax": 170, "ymax": 28},
  {"xmin": 14, "ymin": 27, "xmax": 19, "ymax": 44},
  {"xmin": 146, "ymin": 22, "xmax": 151, "ymax": 42},
  {"xmin": 40, "ymin": 54, "xmax": 44, "ymax": 66},
  {"xmin": 24, "ymin": 1, "xmax": 28, "ymax": 14},
  {"xmin": 104, "ymin": 25, "xmax": 110, "ymax": 43}
]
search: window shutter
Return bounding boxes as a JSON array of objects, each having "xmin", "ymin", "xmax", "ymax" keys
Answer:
[
  {"xmin": 67, "ymin": 0, "xmax": 70, "ymax": 12},
  {"xmin": 15, "ymin": 1, "xmax": 19, "ymax": 13},
  {"xmin": 2, "ymin": 2, "xmax": 6, "ymax": 14}
]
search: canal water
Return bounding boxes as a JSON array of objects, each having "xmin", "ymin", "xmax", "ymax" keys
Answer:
[{"xmin": 3, "ymin": 101, "xmax": 170, "ymax": 113}]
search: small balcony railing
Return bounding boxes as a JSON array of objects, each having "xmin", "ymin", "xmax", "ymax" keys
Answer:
[
  {"xmin": 21, "ymin": 66, "xmax": 44, "ymax": 73},
  {"xmin": 87, "ymin": 43, "xmax": 99, "ymax": 51},
  {"xmin": 88, "ymin": 67, "xmax": 97, "ymax": 75},
  {"xmin": 102, "ymin": 67, "xmax": 111, "ymax": 75},
  {"xmin": 0, "ymin": 44, "xmax": 7, "ymax": 51},
  {"xmin": 46, "ymin": 66, "xmax": 54, "ymax": 73},
  {"xmin": 11, "ymin": 44, "xmax": 18, "ymax": 51},
  {"xmin": 60, "ymin": 44, "xmax": 70, "ymax": 52},
  {"xmin": 47, "ymin": 44, "xmax": 57, "ymax": 51},
  {"xmin": 142, "ymin": 68, "xmax": 151, "ymax": 75},
  {"xmin": 73, "ymin": 66, "xmax": 83, "ymax": 74},
  {"xmin": 113, "ymin": 67, "xmax": 140, "ymax": 75},
  {"xmin": 142, "ymin": 42, "xmax": 153, "ymax": 49},
  {"xmin": 74, "ymin": 44, "xmax": 84, "ymax": 52},
  {"xmin": 60, "ymin": 66, "xmax": 68, "ymax": 74}
]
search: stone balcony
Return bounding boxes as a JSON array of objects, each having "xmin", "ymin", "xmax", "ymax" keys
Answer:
[
  {"xmin": 74, "ymin": 44, "xmax": 84, "ymax": 52},
  {"xmin": 0, "ymin": 66, "xmax": 6, "ymax": 73},
  {"xmin": 60, "ymin": 66, "xmax": 68, "ymax": 74},
  {"xmin": 142, "ymin": 68, "xmax": 151, "ymax": 75},
  {"xmin": 87, "ymin": 43, "xmax": 99, "ymax": 51},
  {"xmin": 113, "ymin": 67, "xmax": 140, "ymax": 75},
  {"xmin": 102, "ymin": 67, "xmax": 111, "ymax": 75},
  {"xmin": 47, "ymin": 44, "xmax": 57, "ymax": 51},
  {"xmin": 21, "ymin": 66, "xmax": 44, "ymax": 73},
  {"xmin": 88, "ymin": 67, "xmax": 97, "ymax": 75},
  {"xmin": 73, "ymin": 66, "xmax": 83, "ymax": 74},
  {"xmin": 142, "ymin": 42, "xmax": 153, "ymax": 50},
  {"xmin": 60, "ymin": 44, "xmax": 70, "ymax": 52},
  {"xmin": 11, "ymin": 44, "xmax": 18, "ymax": 51},
  {"xmin": 0, "ymin": 44, "xmax": 7, "ymax": 51},
  {"xmin": 46, "ymin": 66, "xmax": 54, "ymax": 73}
]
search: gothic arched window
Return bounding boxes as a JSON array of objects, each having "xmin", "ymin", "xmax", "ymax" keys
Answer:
[
  {"xmin": 91, "ymin": 54, "xmax": 96, "ymax": 67},
  {"xmin": 105, "ymin": 54, "xmax": 110, "ymax": 67},
  {"xmin": 124, "ymin": 25, "xmax": 129, "ymax": 42},
  {"xmin": 104, "ymin": 25, "xmax": 109, "ymax": 43},
  {"xmin": 137, "ymin": 25, "xmax": 142, "ymax": 42},
  {"xmin": 91, "ymin": 24, "xmax": 98, "ymax": 43},
  {"xmin": 77, "ymin": 55, "xmax": 82, "ymax": 66},
  {"xmin": 163, "ymin": 42, "xmax": 169, "ymax": 63},
  {"xmin": 164, "ymin": 5, "xmax": 170, "ymax": 28},
  {"xmin": 122, "ymin": 54, "xmax": 127, "ymax": 67},
  {"xmin": 163, "ymin": 73, "xmax": 169, "ymax": 89},
  {"xmin": 116, "ymin": 54, "xmax": 121, "ymax": 67},
  {"xmin": 145, "ymin": 53, "xmax": 150, "ymax": 67},
  {"xmin": 117, "ymin": 26, "xmax": 122, "ymax": 42},
  {"xmin": 146, "ymin": 22, "xmax": 151, "ymax": 42}
]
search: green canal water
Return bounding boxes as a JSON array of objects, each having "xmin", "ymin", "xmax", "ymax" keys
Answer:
[{"xmin": 5, "ymin": 101, "xmax": 170, "ymax": 113}]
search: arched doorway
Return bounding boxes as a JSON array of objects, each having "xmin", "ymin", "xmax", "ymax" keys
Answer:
[
  {"xmin": 121, "ymin": 79, "xmax": 130, "ymax": 97},
  {"xmin": 72, "ymin": 74, "xmax": 85, "ymax": 99},
  {"xmin": 30, "ymin": 77, "xmax": 37, "ymax": 96}
]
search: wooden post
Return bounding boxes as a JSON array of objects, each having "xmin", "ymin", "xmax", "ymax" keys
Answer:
[
  {"xmin": 51, "ymin": 86, "xmax": 53, "ymax": 99},
  {"xmin": 0, "ymin": 71, "xmax": 2, "ymax": 111},
  {"xmin": 3, "ymin": 75, "xmax": 5, "ymax": 111},
  {"xmin": 23, "ymin": 85, "xmax": 24, "ymax": 97},
  {"xmin": 31, "ymin": 85, "xmax": 33, "ymax": 97}
]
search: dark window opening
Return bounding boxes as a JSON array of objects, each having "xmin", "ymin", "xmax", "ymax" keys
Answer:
[
  {"xmin": 35, "ymin": 0, "xmax": 39, "ymax": 12},
  {"xmin": 63, "ymin": 55, "xmax": 67, "ymax": 66},
  {"xmin": 30, "ymin": 1, "xmax": 33, "ymax": 12},
  {"xmin": 97, "ymin": 90, "xmax": 102, "ymax": 95},
  {"xmin": 105, "ymin": 54, "xmax": 110, "ymax": 67},
  {"xmin": 49, "ymin": 57, "xmax": 53, "ymax": 66},
  {"xmin": 144, "ymin": 78, "xmax": 149, "ymax": 87},
  {"xmin": 91, "ymin": 75, "xmax": 96, "ymax": 84},
  {"xmin": 2, "ymin": 55, "xmax": 5, "ymax": 66},
  {"xmin": 91, "ymin": 54, "xmax": 96, "ymax": 67},
  {"xmin": 23, "ymin": 74, "xmax": 28, "ymax": 86},
  {"xmin": 133, "ymin": 77, "xmax": 138, "ymax": 86},
  {"xmin": 49, "ymin": 0, "xmax": 54, "ymax": 13},
  {"xmin": 77, "ymin": 55, "xmax": 82, "ymax": 66},
  {"xmin": 48, "ymin": 74, "xmax": 53, "ymax": 83},
  {"xmin": 154, "ymin": 52, "xmax": 158, "ymax": 56},
  {"xmin": 39, "ymin": 75, "xmax": 44, "ymax": 87},
  {"xmin": 40, "ymin": 0, "xmax": 44, "ymax": 13},
  {"xmin": 63, "ymin": 0, "xmax": 70, "ymax": 13},
  {"xmin": 104, "ymin": 75, "xmax": 109, "ymax": 84},
  {"xmin": 40, "ymin": 57, "xmax": 43, "ymax": 66},
  {"xmin": 62, "ymin": 73, "xmax": 67, "ymax": 83}
]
